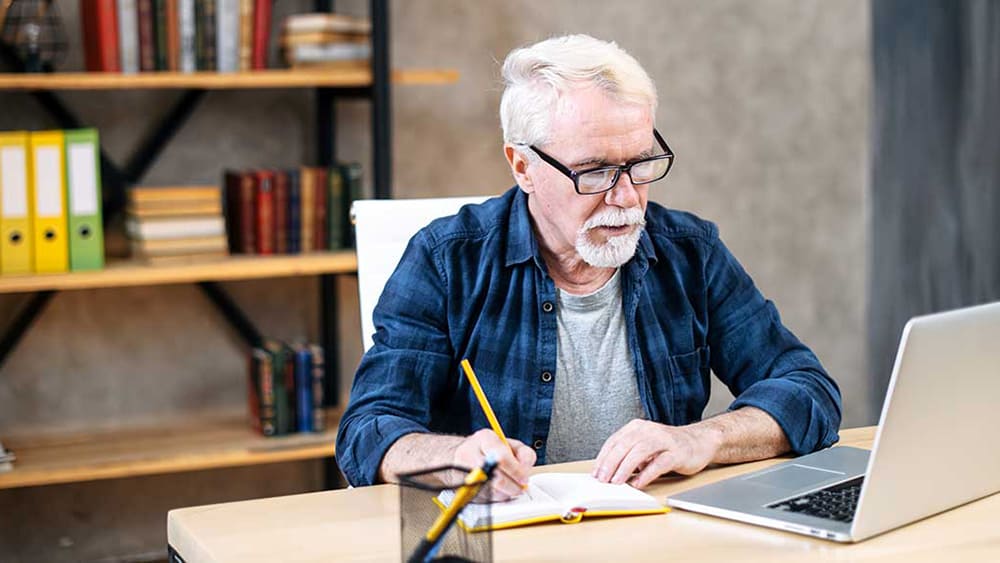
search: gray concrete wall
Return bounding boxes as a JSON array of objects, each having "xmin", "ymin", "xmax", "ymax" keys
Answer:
[{"xmin": 0, "ymin": 1, "xmax": 869, "ymax": 560}]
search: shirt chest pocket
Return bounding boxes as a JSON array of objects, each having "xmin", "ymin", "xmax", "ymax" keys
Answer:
[{"xmin": 666, "ymin": 346, "xmax": 712, "ymax": 425}]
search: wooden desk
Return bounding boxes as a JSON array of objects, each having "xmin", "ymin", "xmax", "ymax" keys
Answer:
[{"xmin": 167, "ymin": 427, "xmax": 1000, "ymax": 561}]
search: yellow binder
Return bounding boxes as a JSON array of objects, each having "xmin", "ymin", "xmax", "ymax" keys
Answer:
[
  {"xmin": 28, "ymin": 130, "xmax": 69, "ymax": 273},
  {"xmin": 0, "ymin": 131, "xmax": 32, "ymax": 274}
]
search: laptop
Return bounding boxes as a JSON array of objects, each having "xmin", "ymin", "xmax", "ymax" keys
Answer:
[{"xmin": 667, "ymin": 301, "xmax": 1000, "ymax": 542}]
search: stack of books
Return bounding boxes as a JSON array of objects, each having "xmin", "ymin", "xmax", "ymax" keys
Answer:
[
  {"xmin": 126, "ymin": 185, "xmax": 228, "ymax": 265},
  {"xmin": 280, "ymin": 12, "xmax": 371, "ymax": 69},
  {"xmin": 248, "ymin": 340, "xmax": 326, "ymax": 437}
]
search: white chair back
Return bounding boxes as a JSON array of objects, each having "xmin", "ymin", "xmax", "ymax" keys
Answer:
[{"xmin": 352, "ymin": 196, "xmax": 490, "ymax": 352}]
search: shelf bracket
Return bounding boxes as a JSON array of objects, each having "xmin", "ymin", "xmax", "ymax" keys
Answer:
[
  {"xmin": 123, "ymin": 89, "xmax": 207, "ymax": 186},
  {"xmin": 197, "ymin": 282, "xmax": 263, "ymax": 350},
  {"xmin": 319, "ymin": 274, "xmax": 339, "ymax": 408},
  {"xmin": 371, "ymin": 0, "xmax": 392, "ymax": 199},
  {"xmin": 0, "ymin": 291, "xmax": 56, "ymax": 371}
]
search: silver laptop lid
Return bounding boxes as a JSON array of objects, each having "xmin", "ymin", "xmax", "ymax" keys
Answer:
[{"xmin": 852, "ymin": 301, "xmax": 1000, "ymax": 540}]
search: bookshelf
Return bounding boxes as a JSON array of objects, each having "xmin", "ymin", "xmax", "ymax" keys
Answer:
[
  {"xmin": 0, "ymin": 408, "xmax": 343, "ymax": 489},
  {"xmin": 0, "ymin": 252, "xmax": 357, "ymax": 293},
  {"xmin": 0, "ymin": 1, "xmax": 445, "ymax": 492},
  {"xmin": 0, "ymin": 68, "xmax": 458, "ymax": 90}
]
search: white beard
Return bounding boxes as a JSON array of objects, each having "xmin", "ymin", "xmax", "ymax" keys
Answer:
[{"xmin": 575, "ymin": 207, "xmax": 646, "ymax": 268}]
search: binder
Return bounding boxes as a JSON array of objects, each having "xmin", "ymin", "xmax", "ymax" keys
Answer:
[
  {"xmin": 28, "ymin": 130, "xmax": 69, "ymax": 273},
  {"xmin": 0, "ymin": 131, "xmax": 32, "ymax": 274},
  {"xmin": 64, "ymin": 129, "xmax": 105, "ymax": 271}
]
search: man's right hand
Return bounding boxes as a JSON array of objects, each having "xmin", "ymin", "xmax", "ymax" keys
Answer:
[
  {"xmin": 452, "ymin": 429, "xmax": 537, "ymax": 502},
  {"xmin": 379, "ymin": 431, "xmax": 537, "ymax": 501}
]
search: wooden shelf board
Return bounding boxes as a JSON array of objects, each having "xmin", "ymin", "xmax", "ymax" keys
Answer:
[
  {"xmin": 0, "ymin": 408, "xmax": 342, "ymax": 489},
  {"xmin": 0, "ymin": 68, "xmax": 459, "ymax": 90},
  {"xmin": 0, "ymin": 251, "xmax": 357, "ymax": 293}
]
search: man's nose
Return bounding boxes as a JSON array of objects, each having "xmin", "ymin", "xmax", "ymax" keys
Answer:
[{"xmin": 604, "ymin": 172, "xmax": 641, "ymax": 208}]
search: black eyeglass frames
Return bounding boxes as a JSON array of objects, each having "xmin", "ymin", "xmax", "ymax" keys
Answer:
[{"xmin": 526, "ymin": 129, "xmax": 674, "ymax": 195}]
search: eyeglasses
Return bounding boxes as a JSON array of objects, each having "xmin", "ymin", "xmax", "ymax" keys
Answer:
[{"xmin": 527, "ymin": 129, "xmax": 674, "ymax": 195}]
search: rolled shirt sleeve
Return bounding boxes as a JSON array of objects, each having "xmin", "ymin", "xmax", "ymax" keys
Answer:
[
  {"xmin": 705, "ymin": 235, "xmax": 843, "ymax": 454},
  {"xmin": 336, "ymin": 230, "xmax": 455, "ymax": 486}
]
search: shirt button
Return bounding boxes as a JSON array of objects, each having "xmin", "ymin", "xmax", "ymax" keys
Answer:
[
  {"xmin": 542, "ymin": 301, "xmax": 554, "ymax": 313},
  {"xmin": 540, "ymin": 371, "xmax": 553, "ymax": 383},
  {"xmin": 533, "ymin": 439, "xmax": 544, "ymax": 450}
]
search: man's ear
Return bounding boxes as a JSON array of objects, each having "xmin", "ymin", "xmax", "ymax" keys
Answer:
[{"xmin": 504, "ymin": 144, "xmax": 534, "ymax": 193}]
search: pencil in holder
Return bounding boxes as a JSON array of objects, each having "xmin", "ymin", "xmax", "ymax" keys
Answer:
[{"xmin": 398, "ymin": 465, "xmax": 494, "ymax": 563}]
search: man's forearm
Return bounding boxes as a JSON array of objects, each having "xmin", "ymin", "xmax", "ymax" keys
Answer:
[
  {"xmin": 692, "ymin": 406, "xmax": 792, "ymax": 464},
  {"xmin": 378, "ymin": 433, "xmax": 463, "ymax": 483}
]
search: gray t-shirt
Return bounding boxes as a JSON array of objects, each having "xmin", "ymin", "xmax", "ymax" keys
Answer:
[{"xmin": 546, "ymin": 269, "xmax": 647, "ymax": 464}]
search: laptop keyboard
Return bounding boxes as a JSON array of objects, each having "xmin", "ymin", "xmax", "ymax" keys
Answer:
[{"xmin": 768, "ymin": 476, "xmax": 864, "ymax": 522}]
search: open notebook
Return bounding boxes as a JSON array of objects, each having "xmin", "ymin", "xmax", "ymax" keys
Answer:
[{"xmin": 437, "ymin": 472, "xmax": 669, "ymax": 531}]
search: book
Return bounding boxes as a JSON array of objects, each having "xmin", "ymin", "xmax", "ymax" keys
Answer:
[
  {"xmin": 263, "ymin": 340, "xmax": 291, "ymax": 435},
  {"xmin": 338, "ymin": 161, "xmax": 363, "ymax": 247},
  {"xmin": 195, "ymin": 0, "xmax": 217, "ymax": 70},
  {"xmin": 283, "ymin": 13, "xmax": 371, "ymax": 35},
  {"xmin": 280, "ymin": 31, "xmax": 369, "ymax": 48},
  {"xmin": 293, "ymin": 345, "xmax": 313, "ymax": 432},
  {"xmin": 178, "ymin": 0, "xmax": 197, "ymax": 72},
  {"xmin": 81, "ymin": 0, "xmax": 121, "ymax": 72},
  {"xmin": 126, "ymin": 216, "xmax": 226, "ymax": 240},
  {"xmin": 254, "ymin": 170, "xmax": 276, "ymax": 255},
  {"xmin": 438, "ymin": 473, "xmax": 668, "ymax": 531},
  {"xmin": 273, "ymin": 170, "xmax": 289, "ymax": 254},
  {"xmin": 130, "ymin": 235, "xmax": 228, "ymax": 256},
  {"xmin": 308, "ymin": 343, "xmax": 325, "ymax": 431},
  {"xmin": 153, "ymin": 0, "xmax": 169, "ymax": 70},
  {"xmin": 223, "ymin": 170, "xmax": 256, "ymax": 253},
  {"xmin": 326, "ymin": 165, "xmax": 343, "ymax": 249},
  {"xmin": 129, "ymin": 185, "xmax": 222, "ymax": 204},
  {"xmin": 237, "ymin": 0, "xmax": 254, "ymax": 70},
  {"xmin": 299, "ymin": 167, "xmax": 316, "ymax": 252},
  {"xmin": 165, "ymin": 0, "xmax": 180, "ymax": 70},
  {"xmin": 118, "ymin": 0, "xmax": 140, "ymax": 73},
  {"xmin": 312, "ymin": 167, "xmax": 327, "ymax": 250},
  {"xmin": 216, "ymin": 0, "xmax": 239, "ymax": 72},
  {"xmin": 135, "ymin": 250, "xmax": 228, "ymax": 265},
  {"xmin": 248, "ymin": 347, "xmax": 276, "ymax": 436},
  {"xmin": 127, "ymin": 201, "xmax": 223, "ymax": 218},
  {"xmin": 137, "ymin": 0, "xmax": 156, "ymax": 71},
  {"xmin": 285, "ymin": 42, "xmax": 370, "ymax": 64},
  {"xmin": 251, "ymin": 0, "xmax": 271, "ymax": 69},
  {"xmin": 285, "ymin": 168, "xmax": 301, "ymax": 253}
]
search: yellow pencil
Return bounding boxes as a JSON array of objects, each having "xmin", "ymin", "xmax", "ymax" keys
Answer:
[
  {"xmin": 462, "ymin": 358, "xmax": 530, "ymax": 492},
  {"xmin": 460, "ymin": 358, "xmax": 513, "ymax": 454}
]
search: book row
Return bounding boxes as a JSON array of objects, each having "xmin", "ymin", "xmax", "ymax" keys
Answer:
[
  {"xmin": 223, "ymin": 163, "xmax": 362, "ymax": 256},
  {"xmin": 248, "ymin": 340, "xmax": 326, "ymax": 437},
  {"xmin": 82, "ymin": 0, "xmax": 275, "ymax": 73},
  {"xmin": 0, "ymin": 129, "xmax": 105, "ymax": 276}
]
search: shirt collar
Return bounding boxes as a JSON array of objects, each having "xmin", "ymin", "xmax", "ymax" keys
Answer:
[{"xmin": 505, "ymin": 187, "xmax": 538, "ymax": 267}]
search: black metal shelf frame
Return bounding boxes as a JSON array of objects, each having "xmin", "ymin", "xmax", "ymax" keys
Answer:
[{"xmin": 0, "ymin": 0, "xmax": 393, "ymax": 436}]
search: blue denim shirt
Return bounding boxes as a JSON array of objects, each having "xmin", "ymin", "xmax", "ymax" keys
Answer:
[{"xmin": 336, "ymin": 187, "xmax": 842, "ymax": 487}]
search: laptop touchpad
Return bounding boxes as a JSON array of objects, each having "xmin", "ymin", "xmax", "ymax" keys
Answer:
[{"xmin": 743, "ymin": 464, "xmax": 843, "ymax": 490}]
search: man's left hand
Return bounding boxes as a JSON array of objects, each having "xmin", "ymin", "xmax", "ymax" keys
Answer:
[{"xmin": 592, "ymin": 419, "xmax": 722, "ymax": 489}]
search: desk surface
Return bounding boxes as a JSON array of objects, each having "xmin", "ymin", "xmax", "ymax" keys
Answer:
[{"xmin": 167, "ymin": 427, "xmax": 1000, "ymax": 562}]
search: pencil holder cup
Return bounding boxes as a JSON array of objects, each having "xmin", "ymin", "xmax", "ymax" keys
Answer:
[{"xmin": 398, "ymin": 465, "xmax": 494, "ymax": 563}]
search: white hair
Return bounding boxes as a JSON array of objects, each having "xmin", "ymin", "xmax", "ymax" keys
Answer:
[{"xmin": 500, "ymin": 34, "xmax": 658, "ymax": 146}]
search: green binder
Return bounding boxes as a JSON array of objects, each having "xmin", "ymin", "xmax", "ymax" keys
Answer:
[{"xmin": 64, "ymin": 129, "xmax": 105, "ymax": 271}]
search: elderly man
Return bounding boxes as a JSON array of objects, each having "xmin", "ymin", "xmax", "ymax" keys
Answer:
[{"xmin": 336, "ymin": 34, "xmax": 841, "ymax": 499}]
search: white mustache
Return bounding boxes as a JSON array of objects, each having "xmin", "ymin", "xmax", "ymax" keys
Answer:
[{"xmin": 580, "ymin": 207, "xmax": 646, "ymax": 232}]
